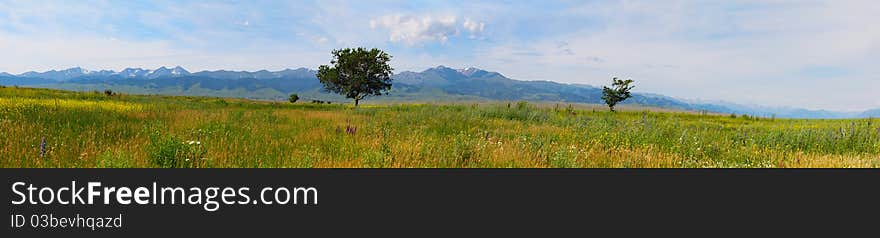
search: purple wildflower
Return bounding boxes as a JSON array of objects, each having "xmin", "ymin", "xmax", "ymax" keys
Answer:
[{"xmin": 39, "ymin": 137, "xmax": 46, "ymax": 158}]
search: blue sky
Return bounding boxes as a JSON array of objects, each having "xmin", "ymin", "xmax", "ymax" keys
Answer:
[{"xmin": 1, "ymin": 0, "xmax": 878, "ymax": 111}]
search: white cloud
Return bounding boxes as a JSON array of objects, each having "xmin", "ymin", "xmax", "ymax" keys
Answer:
[
  {"xmin": 462, "ymin": 18, "xmax": 485, "ymax": 38},
  {"xmin": 370, "ymin": 14, "xmax": 485, "ymax": 45},
  {"xmin": 370, "ymin": 15, "xmax": 458, "ymax": 45}
]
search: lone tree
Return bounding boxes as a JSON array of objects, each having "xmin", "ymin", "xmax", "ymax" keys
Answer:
[
  {"xmin": 288, "ymin": 93, "xmax": 299, "ymax": 103},
  {"xmin": 317, "ymin": 47, "xmax": 394, "ymax": 107},
  {"xmin": 601, "ymin": 77, "xmax": 635, "ymax": 112}
]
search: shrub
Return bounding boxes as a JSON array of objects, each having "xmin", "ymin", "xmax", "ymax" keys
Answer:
[
  {"xmin": 147, "ymin": 132, "xmax": 208, "ymax": 168},
  {"xmin": 104, "ymin": 89, "xmax": 115, "ymax": 96},
  {"xmin": 288, "ymin": 94, "xmax": 299, "ymax": 103}
]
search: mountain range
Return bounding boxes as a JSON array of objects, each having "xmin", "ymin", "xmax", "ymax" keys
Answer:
[{"xmin": 1, "ymin": 66, "xmax": 877, "ymax": 119}]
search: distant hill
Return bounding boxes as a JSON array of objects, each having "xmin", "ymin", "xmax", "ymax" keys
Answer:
[
  {"xmin": 1, "ymin": 66, "xmax": 876, "ymax": 118},
  {"xmin": 860, "ymin": 109, "xmax": 880, "ymax": 118}
]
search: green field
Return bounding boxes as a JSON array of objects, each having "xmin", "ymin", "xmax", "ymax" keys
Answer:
[{"xmin": 1, "ymin": 86, "xmax": 879, "ymax": 168}]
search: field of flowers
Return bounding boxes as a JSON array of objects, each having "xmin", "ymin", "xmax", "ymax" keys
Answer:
[{"xmin": 2, "ymin": 86, "xmax": 879, "ymax": 168}]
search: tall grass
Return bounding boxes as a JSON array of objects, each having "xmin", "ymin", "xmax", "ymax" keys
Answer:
[{"xmin": 1, "ymin": 87, "xmax": 878, "ymax": 168}]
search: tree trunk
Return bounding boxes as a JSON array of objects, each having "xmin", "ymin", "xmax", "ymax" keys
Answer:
[{"xmin": 355, "ymin": 98, "xmax": 359, "ymax": 107}]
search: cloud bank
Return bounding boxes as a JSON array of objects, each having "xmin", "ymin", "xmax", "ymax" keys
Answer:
[{"xmin": 370, "ymin": 15, "xmax": 485, "ymax": 45}]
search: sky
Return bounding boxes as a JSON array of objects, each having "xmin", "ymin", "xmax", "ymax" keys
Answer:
[{"xmin": 0, "ymin": 0, "xmax": 878, "ymax": 111}]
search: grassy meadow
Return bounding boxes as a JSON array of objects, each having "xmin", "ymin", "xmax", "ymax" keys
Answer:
[{"xmin": 1, "ymin": 86, "xmax": 879, "ymax": 168}]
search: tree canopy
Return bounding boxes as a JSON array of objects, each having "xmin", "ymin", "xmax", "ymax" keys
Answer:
[
  {"xmin": 316, "ymin": 48, "xmax": 394, "ymax": 107},
  {"xmin": 601, "ymin": 77, "xmax": 635, "ymax": 112}
]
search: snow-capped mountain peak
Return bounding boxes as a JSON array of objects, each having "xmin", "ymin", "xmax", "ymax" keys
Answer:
[
  {"xmin": 171, "ymin": 66, "xmax": 190, "ymax": 75},
  {"xmin": 140, "ymin": 66, "xmax": 191, "ymax": 79},
  {"xmin": 457, "ymin": 66, "xmax": 493, "ymax": 77}
]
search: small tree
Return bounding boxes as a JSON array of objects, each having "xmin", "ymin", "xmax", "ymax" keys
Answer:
[
  {"xmin": 601, "ymin": 77, "xmax": 634, "ymax": 112},
  {"xmin": 288, "ymin": 93, "xmax": 299, "ymax": 103},
  {"xmin": 317, "ymin": 47, "xmax": 394, "ymax": 107}
]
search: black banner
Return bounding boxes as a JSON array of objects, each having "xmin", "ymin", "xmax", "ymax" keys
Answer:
[{"xmin": 2, "ymin": 169, "xmax": 877, "ymax": 236}]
